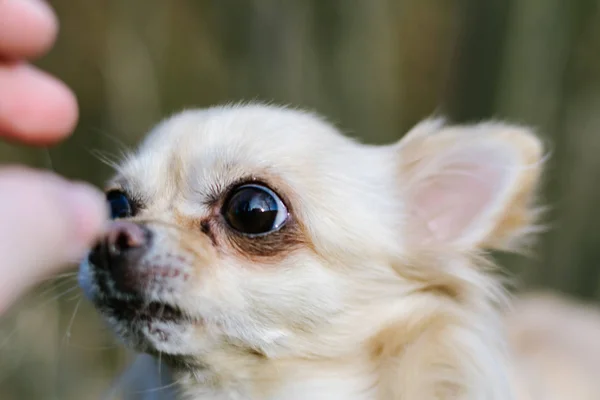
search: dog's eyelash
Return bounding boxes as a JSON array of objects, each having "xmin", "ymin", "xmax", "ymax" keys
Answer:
[{"xmin": 202, "ymin": 182, "xmax": 224, "ymax": 207}]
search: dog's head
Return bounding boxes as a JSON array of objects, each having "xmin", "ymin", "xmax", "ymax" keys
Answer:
[{"xmin": 79, "ymin": 104, "xmax": 544, "ymax": 371}]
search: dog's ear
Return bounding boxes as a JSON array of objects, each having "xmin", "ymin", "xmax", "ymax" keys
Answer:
[{"xmin": 396, "ymin": 119, "xmax": 545, "ymax": 251}]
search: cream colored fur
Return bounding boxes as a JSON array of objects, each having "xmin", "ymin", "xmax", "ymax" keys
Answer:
[
  {"xmin": 85, "ymin": 103, "xmax": 597, "ymax": 400},
  {"xmin": 506, "ymin": 292, "xmax": 600, "ymax": 400}
]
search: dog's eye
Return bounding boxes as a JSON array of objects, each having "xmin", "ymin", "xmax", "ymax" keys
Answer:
[
  {"xmin": 223, "ymin": 184, "xmax": 288, "ymax": 235},
  {"xmin": 106, "ymin": 191, "xmax": 133, "ymax": 219}
]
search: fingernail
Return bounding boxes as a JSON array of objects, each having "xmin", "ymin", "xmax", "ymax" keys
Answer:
[{"xmin": 63, "ymin": 182, "xmax": 108, "ymax": 259}]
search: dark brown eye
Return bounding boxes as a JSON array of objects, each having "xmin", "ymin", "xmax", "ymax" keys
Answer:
[
  {"xmin": 223, "ymin": 184, "xmax": 288, "ymax": 235},
  {"xmin": 106, "ymin": 190, "xmax": 133, "ymax": 219}
]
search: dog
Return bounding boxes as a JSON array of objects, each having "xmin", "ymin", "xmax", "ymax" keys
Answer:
[
  {"xmin": 504, "ymin": 292, "xmax": 600, "ymax": 400},
  {"xmin": 79, "ymin": 103, "xmax": 574, "ymax": 399}
]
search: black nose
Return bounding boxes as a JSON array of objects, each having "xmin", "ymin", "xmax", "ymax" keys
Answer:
[{"xmin": 89, "ymin": 220, "xmax": 152, "ymax": 294}]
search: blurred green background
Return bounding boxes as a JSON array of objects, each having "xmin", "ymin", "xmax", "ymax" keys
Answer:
[{"xmin": 1, "ymin": 0, "xmax": 600, "ymax": 398}]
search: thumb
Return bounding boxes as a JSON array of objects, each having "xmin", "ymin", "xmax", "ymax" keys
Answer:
[{"xmin": 0, "ymin": 166, "xmax": 107, "ymax": 312}]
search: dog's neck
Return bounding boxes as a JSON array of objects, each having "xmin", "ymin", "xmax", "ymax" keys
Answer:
[
  {"xmin": 173, "ymin": 353, "xmax": 376, "ymax": 400},
  {"xmin": 168, "ymin": 301, "xmax": 516, "ymax": 400}
]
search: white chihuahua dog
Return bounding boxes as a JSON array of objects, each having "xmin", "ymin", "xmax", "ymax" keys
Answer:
[{"xmin": 79, "ymin": 103, "xmax": 589, "ymax": 400}]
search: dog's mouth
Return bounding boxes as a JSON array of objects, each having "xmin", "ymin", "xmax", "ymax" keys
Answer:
[{"xmin": 103, "ymin": 297, "xmax": 191, "ymax": 324}]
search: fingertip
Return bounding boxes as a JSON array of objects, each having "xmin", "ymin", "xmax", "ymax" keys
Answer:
[
  {"xmin": 64, "ymin": 182, "xmax": 109, "ymax": 260},
  {"xmin": 0, "ymin": 0, "xmax": 59, "ymax": 59},
  {"xmin": 0, "ymin": 63, "xmax": 79, "ymax": 145},
  {"xmin": 0, "ymin": 167, "xmax": 107, "ymax": 265}
]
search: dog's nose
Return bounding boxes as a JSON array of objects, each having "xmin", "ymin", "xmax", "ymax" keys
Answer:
[
  {"xmin": 105, "ymin": 220, "xmax": 149, "ymax": 258},
  {"xmin": 89, "ymin": 220, "xmax": 152, "ymax": 294}
]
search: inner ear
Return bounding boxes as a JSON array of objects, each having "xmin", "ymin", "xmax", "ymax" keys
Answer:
[
  {"xmin": 398, "ymin": 120, "xmax": 544, "ymax": 251},
  {"xmin": 409, "ymin": 143, "xmax": 514, "ymax": 246}
]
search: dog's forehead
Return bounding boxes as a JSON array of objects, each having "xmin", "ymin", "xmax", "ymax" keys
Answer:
[
  {"xmin": 149, "ymin": 105, "xmax": 350, "ymax": 160},
  {"xmin": 120, "ymin": 105, "xmax": 367, "ymax": 205}
]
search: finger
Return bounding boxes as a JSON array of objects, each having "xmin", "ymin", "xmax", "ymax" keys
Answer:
[
  {"xmin": 0, "ymin": 0, "xmax": 58, "ymax": 60},
  {"xmin": 0, "ymin": 63, "xmax": 79, "ymax": 145},
  {"xmin": 0, "ymin": 167, "xmax": 108, "ymax": 313}
]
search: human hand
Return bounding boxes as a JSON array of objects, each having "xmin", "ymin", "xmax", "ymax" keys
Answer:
[{"xmin": 0, "ymin": 0, "xmax": 108, "ymax": 313}]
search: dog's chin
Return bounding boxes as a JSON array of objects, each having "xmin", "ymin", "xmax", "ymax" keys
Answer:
[
  {"xmin": 98, "ymin": 296, "xmax": 203, "ymax": 358},
  {"xmin": 79, "ymin": 257, "xmax": 206, "ymax": 358}
]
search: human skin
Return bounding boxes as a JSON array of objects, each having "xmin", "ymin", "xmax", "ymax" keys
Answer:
[{"xmin": 0, "ymin": 0, "xmax": 107, "ymax": 313}]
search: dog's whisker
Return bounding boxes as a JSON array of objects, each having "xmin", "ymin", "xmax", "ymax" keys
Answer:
[
  {"xmin": 63, "ymin": 343, "xmax": 120, "ymax": 351},
  {"xmin": 25, "ymin": 276, "xmax": 79, "ymax": 304},
  {"xmin": 65, "ymin": 292, "xmax": 83, "ymax": 302},
  {"xmin": 88, "ymin": 148, "xmax": 125, "ymax": 173},
  {"xmin": 62, "ymin": 297, "xmax": 83, "ymax": 349},
  {"xmin": 133, "ymin": 375, "xmax": 182, "ymax": 394},
  {"xmin": 38, "ymin": 285, "xmax": 81, "ymax": 307},
  {"xmin": 87, "ymin": 127, "xmax": 133, "ymax": 155},
  {"xmin": 158, "ymin": 350, "xmax": 163, "ymax": 390},
  {"xmin": 40, "ymin": 271, "xmax": 79, "ymax": 281},
  {"xmin": 0, "ymin": 285, "xmax": 80, "ymax": 350}
]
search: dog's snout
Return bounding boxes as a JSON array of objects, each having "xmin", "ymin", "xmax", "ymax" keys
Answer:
[{"xmin": 89, "ymin": 220, "xmax": 152, "ymax": 294}]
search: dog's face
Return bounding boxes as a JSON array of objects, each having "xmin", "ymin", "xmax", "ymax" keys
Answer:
[{"xmin": 79, "ymin": 104, "xmax": 543, "ymax": 370}]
